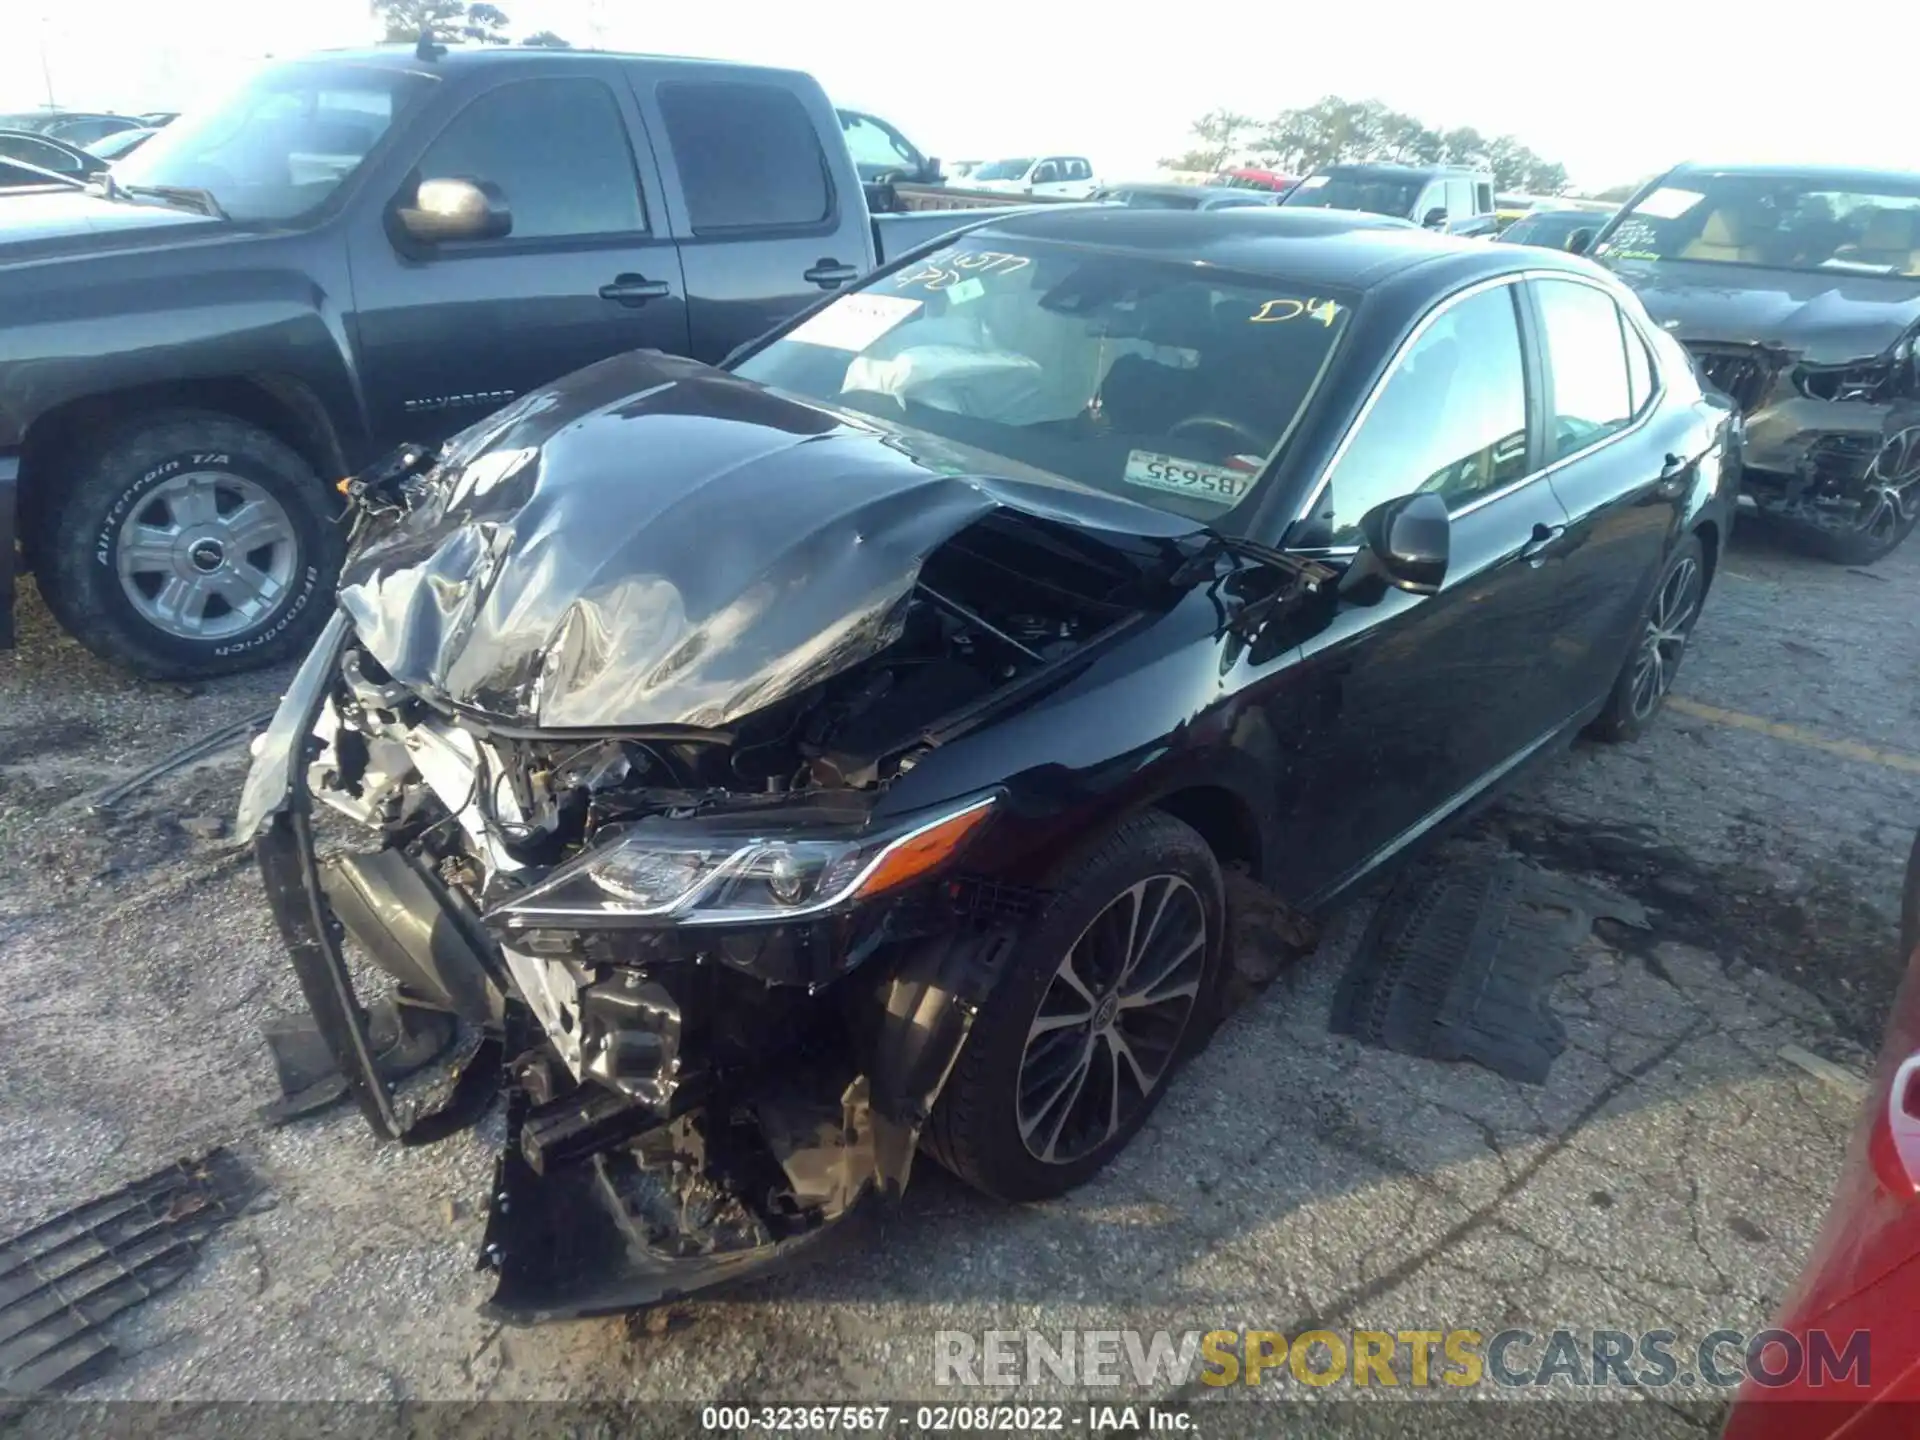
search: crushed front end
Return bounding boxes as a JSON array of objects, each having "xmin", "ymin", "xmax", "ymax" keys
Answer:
[
  {"xmin": 243, "ymin": 615, "xmax": 1038, "ymax": 1320},
  {"xmin": 1684, "ymin": 335, "xmax": 1920, "ymax": 555},
  {"xmin": 232, "ymin": 355, "xmax": 1198, "ymax": 1319}
]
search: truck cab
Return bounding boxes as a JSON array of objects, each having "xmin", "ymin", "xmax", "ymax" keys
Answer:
[{"xmin": 966, "ymin": 155, "xmax": 1100, "ymax": 199}]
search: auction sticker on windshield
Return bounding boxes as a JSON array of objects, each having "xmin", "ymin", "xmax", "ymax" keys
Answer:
[
  {"xmin": 1123, "ymin": 450, "xmax": 1256, "ymax": 504},
  {"xmin": 787, "ymin": 294, "xmax": 923, "ymax": 351}
]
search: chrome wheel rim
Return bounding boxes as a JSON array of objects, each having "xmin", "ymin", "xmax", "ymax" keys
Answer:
[
  {"xmin": 1858, "ymin": 427, "xmax": 1920, "ymax": 542},
  {"xmin": 1627, "ymin": 553, "xmax": 1701, "ymax": 721},
  {"xmin": 1016, "ymin": 874, "xmax": 1208, "ymax": 1165},
  {"xmin": 115, "ymin": 471, "xmax": 298, "ymax": 641}
]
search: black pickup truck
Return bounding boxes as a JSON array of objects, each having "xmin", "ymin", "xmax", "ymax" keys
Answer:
[{"xmin": 0, "ymin": 45, "xmax": 994, "ymax": 676}]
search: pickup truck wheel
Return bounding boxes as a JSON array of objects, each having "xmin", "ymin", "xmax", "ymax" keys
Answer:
[
  {"xmin": 922, "ymin": 810, "xmax": 1224, "ymax": 1202},
  {"xmin": 1585, "ymin": 531, "xmax": 1705, "ymax": 745},
  {"xmin": 36, "ymin": 414, "xmax": 342, "ymax": 679}
]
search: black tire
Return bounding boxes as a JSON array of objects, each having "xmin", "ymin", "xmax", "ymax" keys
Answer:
[
  {"xmin": 34, "ymin": 412, "xmax": 343, "ymax": 679},
  {"xmin": 923, "ymin": 810, "xmax": 1226, "ymax": 1202},
  {"xmin": 1586, "ymin": 531, "xmax": 1706, "ymax": 745},
  {"xmin": 1787, "ymin": 505, "xmax": 1920, "ymax": 567}
]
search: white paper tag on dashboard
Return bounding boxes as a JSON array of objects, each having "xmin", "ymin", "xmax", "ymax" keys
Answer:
[
  {"xmin": 1122, "ymin": 450, "xmax": 1256, "ymax": 504},
  {"xmin": 786, "ymin": 293, "xmax": 923, "ymax": 350}
]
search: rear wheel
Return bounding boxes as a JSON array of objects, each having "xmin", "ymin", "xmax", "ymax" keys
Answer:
[
  {"xmin": 1586, "ymin": 532, "xmax": 1705, "ymax": 744},
  {"xmin": 35, "ymin": 412, "xmax": 342, "ymax": 678},
  {"xmin": 924, "ymin": 810, "xmax": 1224, "ymax": 1202}
]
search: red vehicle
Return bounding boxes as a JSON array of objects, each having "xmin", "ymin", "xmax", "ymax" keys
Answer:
[
  {"xmin": 1722, "ymin": 828, "xmax": 1920, "ymax": 1437},
  {"xmin": 1214, "ymin": 166, "xmax": 1294, "ymax": 194}
]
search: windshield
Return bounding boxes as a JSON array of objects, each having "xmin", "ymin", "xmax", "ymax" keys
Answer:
[
  {"xmin": 732, "ymin": 236, "xmax": 1354, "ymax": 521},
  {"xmin": 972, "ymin": 158, "xmax": 1033, "ymax": 181},
  {"xmin": 1596, "ymin": 171, "xmax": 1920, "ymax": 278},
  {"xmin": 1107, "ymin": 190, "xmax": 1201, "ymax": 211},
  {"xmin": 1285, "ymin": 172, "xmax": 1422, "ymax": 219},
  {"xmin": 1500, "ymin": 213, "xmax": 1591, "ymax": 249},
  {"xmin": 110, "ymin": 61, "xmax": 432, "ymax": 223}
]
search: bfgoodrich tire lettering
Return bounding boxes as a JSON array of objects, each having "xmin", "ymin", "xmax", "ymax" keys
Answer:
[
  {"xmin": 923, "ymin": 809, "xmax": 1226, "ymax": 1202},
  {"xmin": 37, "ymin": 413, "xmax": 343, "ymax": 678}
]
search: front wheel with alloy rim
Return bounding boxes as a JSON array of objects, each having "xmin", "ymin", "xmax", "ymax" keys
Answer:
[
  {"xmin": 35, "ymin": 413, "xmax": 343, "ymax": 679},
  {"xmin": 923, "ymin": 810, "xmax": 1225, "ymax": 1202},
  {"xmin": 1799, "ymin": 425, "xmax": 1920, "ymax": 566},
  {"xmin": 1586, "ymin": 532, "xmax": 1706, "ymax": 744}
]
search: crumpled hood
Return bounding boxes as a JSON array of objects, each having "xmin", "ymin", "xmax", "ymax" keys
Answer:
[
  {"xmin": 337, "ymin": 350, "xmax": 1199, "ymax": 731},
  {"xmin": 1607, "ymin": 260, "xmax": 1920, "ymax": 365}
]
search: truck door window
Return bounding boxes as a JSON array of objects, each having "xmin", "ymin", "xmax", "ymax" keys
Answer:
[
  {"xmin": 415, "ymin": 78, "xmax": 644, "ymax": 240},
  {"xmin": 1534, "ymin": 279, "xmax": 1635, "ymax": 458},
  {"xmin": 658, "ymin": 81, "xmax": 833, "ymax": 233},
  {"xmin": 1475, "ymin": 182, "xmax": 1494, "ymax": 214},
  {"xmin": 1033, "ymin": 161, "xmax": 1062, "ymax": 184}
]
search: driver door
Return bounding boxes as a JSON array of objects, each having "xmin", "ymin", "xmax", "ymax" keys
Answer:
[{"xmin": 1263, "ymin": 278, "xmax": 1577, "ymax": 906}]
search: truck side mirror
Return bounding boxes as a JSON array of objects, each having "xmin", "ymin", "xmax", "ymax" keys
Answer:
[
  {"xmin": 922, "ymin": 155, "xmax": 944, "ymax": 183},
  {"xmin": 1422, "ymin": 206, "xmax": 1449, "ymax": 230},
  {"xmin": 1565, "ymin": 226, "xmax": 1595, "ymax": 255},
  {"xmin": 396, "ymin": 177, "xmax": 512, "ymax": 244}
]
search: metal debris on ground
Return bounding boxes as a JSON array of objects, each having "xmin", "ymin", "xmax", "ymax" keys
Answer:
[
  {"xmin": 1331, "ymin": 848, "xmax": 1647, "ymax": 1084},
  {"xmin": 88, "ymin": 708, "xmax": 277, "ymax": 814},
  {"xmin": 0, "ymin": 1150, "xmax": 258, "ymax": 1395}
]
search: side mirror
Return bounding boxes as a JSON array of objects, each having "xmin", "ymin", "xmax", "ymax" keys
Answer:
[
  {"xmin": 922, "ymin": 155, "xmax": 944, "ymax": 183},
  {"xmin": 1565, "ymin": 226, "xmax": 1595, "ymax": 255},
  {"xmin": 1422, "ymin": 206, "xmax": 1449, "ymax": 230},
  {"xmin": 396, "ymin": 177, "xmax": 512, "ymax": 243},
  {"xmin": 1340, "ymin": 492, "xmax": 1451, "ymax": 600}
]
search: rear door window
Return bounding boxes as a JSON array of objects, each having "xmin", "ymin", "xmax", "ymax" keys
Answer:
[
  {"xmin": 658, "ymin": 81, "xmax": 834, "ymax": 233},
  {"xmin": 1534, "ymin": 279, "xmax": 1636, "ymax": 458},
  {"xmin": 416, "ymin": 78, "xmax": 645, "ymax": 239}
]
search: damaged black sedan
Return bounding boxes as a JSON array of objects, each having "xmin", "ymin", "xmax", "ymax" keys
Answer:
[
  {"xmin": 237, "ymin": 207, "xmax": 1738, "ymax": 1321},
  {"xmin": 1591, "ymin": 163, "xmax": 1920, "ymax": 563}
]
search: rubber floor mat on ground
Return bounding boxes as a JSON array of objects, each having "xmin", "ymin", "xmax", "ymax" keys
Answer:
[
  {"xmin": 1330, "ymin": 846, "xmax": 1646, "ymax": 1084},
  {"xmin": 0, "ymin": 1150, "xmax": 257, "ymax": 1395}
]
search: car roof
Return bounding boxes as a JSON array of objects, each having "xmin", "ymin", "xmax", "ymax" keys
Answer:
[
  {"xmin": 1318, "ymin": 162, "xmax": 1486, "ymax": 178},
  {"xmin": 1666, "ymin": 161, "xmax": 1920, "ymax": 189},
  {"xmin": 298, "ymin": 44, "xmax": 815, "ymax": 86},
  {"xmin": 964, "ymin": 206, "xmax": 1571, "ymax": 291}
]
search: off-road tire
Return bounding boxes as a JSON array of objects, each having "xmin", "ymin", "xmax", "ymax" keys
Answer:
[
  {"xmin": 923, "ymin": 810, "xmax": 1226, "ymax": 1202},
  {"xmin": 34, "ymin": 412, "xmax": 342, "ymax": 679},
  {"xmin": 1586, "ymin": 531, "xmax": 1706, "ymax": 745}
]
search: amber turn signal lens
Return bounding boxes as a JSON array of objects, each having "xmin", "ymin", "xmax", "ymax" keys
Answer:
[{"xmin": 853, "ymin": 799, "xmax": 996, "ymax": 901}]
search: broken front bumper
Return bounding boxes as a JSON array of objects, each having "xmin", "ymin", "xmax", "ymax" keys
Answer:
[{"xmin": 237, "ymin": 618, "xmax": 1018, "ymax": 1318}]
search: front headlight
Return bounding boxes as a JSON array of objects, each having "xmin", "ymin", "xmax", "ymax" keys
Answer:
[{"xmin": 488, "ymin": 795, "xmax": 997, "ymax": 928}]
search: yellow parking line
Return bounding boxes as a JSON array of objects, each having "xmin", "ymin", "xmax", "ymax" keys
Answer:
[{"xmin": 1668, "ymin": 696, "xmax": 1920, "ymax": 776}]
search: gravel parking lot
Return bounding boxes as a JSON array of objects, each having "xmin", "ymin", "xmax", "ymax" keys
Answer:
[{"xmin": 2, "ymin": 519, "xmax": 1916, "ymax": 1424}]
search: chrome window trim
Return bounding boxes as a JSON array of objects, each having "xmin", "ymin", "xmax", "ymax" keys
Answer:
[{"xmin": 1287, "ymin": 267, "xmax": 1667, "ymax": 551}]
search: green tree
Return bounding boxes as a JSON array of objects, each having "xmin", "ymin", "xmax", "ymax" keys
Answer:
[
  {"xmin": 521, "ymin": 29, "xmax": 571, "ymax": 46},
  {"xmin": 1159, "ymin": 109, "xmax": 1257, "ymax": 174},
  {"xmin": 371, "ymin": 0, "xmax": 512, "ymax": 44}
]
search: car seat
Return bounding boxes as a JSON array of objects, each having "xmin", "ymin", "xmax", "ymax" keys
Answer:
[
  {"xmin": 1681, "ymin": 209, "xmax": 1762, "ymax": 263},
  {"xmin": 1838, "ymin": 208, "xmax": 1920, "ymax": 274}
]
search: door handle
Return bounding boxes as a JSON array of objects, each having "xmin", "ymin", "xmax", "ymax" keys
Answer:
[
  {"xmin": 1890, "ymin": 1053, "xmax": 1920, "ymax": 1194},
  {"xmin": 599, "ymin": 274, "xmax": 672, "ymax": 306},
  {"xmin": 1655, "ymin": 451, "xmax": 1690, "ymax": 498},
  {"xmin": 1520, "ymin": 522, "xmax": 1567, "ymax": 566},
  {"xmin": 804, "ymin": 259, "xmax": 860, "ymax": 289}
]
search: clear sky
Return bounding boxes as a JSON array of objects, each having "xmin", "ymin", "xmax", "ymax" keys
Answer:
[{"xmin": 4, "ymin": 0, "xmax": 1910, "ymax": 191}]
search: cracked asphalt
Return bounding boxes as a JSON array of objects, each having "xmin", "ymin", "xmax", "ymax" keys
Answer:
[{"xmin": 1, "ymin": 519, "xmax": 1916, "ymax": 1428}]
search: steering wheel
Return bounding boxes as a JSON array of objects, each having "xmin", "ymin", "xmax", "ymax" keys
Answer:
[{"xmin": 1168, "ymin": 414, "xmax": 1269, "ymax": 460}]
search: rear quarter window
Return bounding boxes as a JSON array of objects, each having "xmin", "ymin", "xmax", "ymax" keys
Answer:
[{"xmin": 658, "ymin": 81, "xmax": 834, "ymax": 234}]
